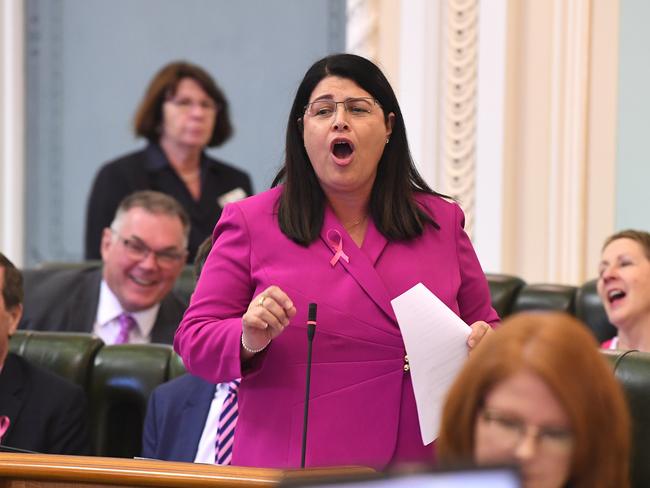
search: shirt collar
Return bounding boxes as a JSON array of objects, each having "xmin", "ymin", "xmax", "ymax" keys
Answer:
[{"xmin": 96, "ymin": 280, "xmax": 160, "ymax": 340}]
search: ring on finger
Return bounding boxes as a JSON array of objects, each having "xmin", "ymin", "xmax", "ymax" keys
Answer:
[{"xmin": 258, "ymin": 295, "xmax": 267, "ymax": 307}]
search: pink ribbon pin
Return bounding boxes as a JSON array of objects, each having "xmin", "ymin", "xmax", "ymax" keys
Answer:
[
  {"xmin": 0, "ymin": 416, "xmax": 10, "ymax": 443},
  {"xmin": 326, "ymin": 229, "xmax": 349, "ymax": 267}
]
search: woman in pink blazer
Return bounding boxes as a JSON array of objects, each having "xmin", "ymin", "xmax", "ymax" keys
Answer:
[{"xmin": 174, "ymin": 54, "xmax": 499, "ymax": 470}]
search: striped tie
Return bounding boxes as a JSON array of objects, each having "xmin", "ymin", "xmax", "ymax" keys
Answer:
[
  {"xmin": 215, "ymin": 379, "xmax": 240, "ymax": 465},
  {"xmin": 115, "ymin": 313, "xmax": 136, "ymax": 344}
]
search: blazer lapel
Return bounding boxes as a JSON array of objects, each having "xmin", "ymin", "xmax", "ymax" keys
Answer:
[
  {"xmin": 360, "ymin": 216, "xmax": 390, "ymax": 266},
  {"xmin": 319, "ymin": 208, "xmax": 396, "ymax": 324},
  {"xmin": 0, "ymin": 354, "xmax": 26, "ymax": 442},
  {"xmin": 67, "ymin": 268, "xmax": 102, "ymax": 333}
]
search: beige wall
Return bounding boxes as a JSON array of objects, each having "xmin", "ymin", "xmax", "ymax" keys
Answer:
[
  {"xmin": 3, "ymin": 0, "xmax": 621, "ymax": 277},
  {"xmin": 367, "ymin": 0, "xmax": 619, "ymax": 284},
  {"xmin": 503, "ymin": 0, "xmax": 618, "ymax": 283}
]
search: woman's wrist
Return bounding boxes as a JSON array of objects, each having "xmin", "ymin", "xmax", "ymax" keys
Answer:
[{"xmin": 241, "ymin": 333, "xmax": 270, "ymax": 354}]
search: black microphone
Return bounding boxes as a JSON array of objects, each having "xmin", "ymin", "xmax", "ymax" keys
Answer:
[{"xmin": 301, "ymin": 303, "xmax": 317, "ymax": 468}]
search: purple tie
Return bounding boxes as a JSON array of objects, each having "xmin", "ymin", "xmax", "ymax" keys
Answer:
[
  {"xmin": 215, "ymin": 379, "xmax": 240, "ymax": 465},
  {"xmin": 115, "ymin": 313, "xmax": 136, "ymax": 344}
]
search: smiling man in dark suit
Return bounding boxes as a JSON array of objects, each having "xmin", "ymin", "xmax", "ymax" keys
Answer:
[
  {"xmin": 20, "ymin": 191, "xmax": 189, "ymax": 345},
  {"xmin": 0, "ymin": 252, "xmax": 89, "ymax": 454}
]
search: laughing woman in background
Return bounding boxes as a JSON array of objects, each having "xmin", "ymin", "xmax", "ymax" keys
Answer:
[{"xmin": 597, "ymin": 229, "xmax": 650, "ymax": 350}]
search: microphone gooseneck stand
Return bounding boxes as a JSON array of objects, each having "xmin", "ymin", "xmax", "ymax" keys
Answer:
[{"xmin": 300, "ymin": 303, "xmax": 318, "ymax": 468}]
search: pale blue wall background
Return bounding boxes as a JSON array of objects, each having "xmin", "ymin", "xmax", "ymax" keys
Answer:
[
  {"xmin": 25, "ymin": 0, "xmax": 346, "ymax": 264},
  {"xmin": 616, "ymin": 0, "xmax": 650, "ymax": 230}
]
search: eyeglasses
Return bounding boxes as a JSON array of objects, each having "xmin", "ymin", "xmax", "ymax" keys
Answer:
[
  {"xmin": 166, "ymin": 97, "xmax": 217, "ymax": 112},
  {"xmin": 111, "ymin": 230, "xmax": 186, "ymax": 268},
  {"xmin": 304, "ymin": 97, "xmax": 380, "ymax": 119},
  {"xmin": 479, "ymin": 409, "xmax": 573, "ymax": 455}
]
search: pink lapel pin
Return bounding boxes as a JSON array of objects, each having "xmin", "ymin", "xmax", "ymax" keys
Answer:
[
  {"xmin": 326, "ymin": 229, "xmax": 349, "ymax": 267},
  {"xmin": 0, "ymin": 415, "xmax": 10, "ymax": 443}
]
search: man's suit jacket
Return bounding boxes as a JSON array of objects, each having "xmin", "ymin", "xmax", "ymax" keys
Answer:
[
  {"xmin": 175, "ymin": 186, "xmax": 499, "ymax": 469},
  {"xmin": 20, "ymin": 266, "xmax": 187, "ymax": 344},
  {"xmin": 141, "ymin": 374, "xmax": 215, "ymax": 462},
  {"xmin": 0, "ymin": 353, "xmax": 89, "ymax": 454}
]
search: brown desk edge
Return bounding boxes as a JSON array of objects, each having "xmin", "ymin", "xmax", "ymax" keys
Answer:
[{"xmin": 0, "ymin": 453, "xmax": 374, "ymax": 488}]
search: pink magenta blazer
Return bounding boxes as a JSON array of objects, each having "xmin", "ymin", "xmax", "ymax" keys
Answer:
[{"xmin": 174, "ymin": 186, "xmax": 498, "ymax": 469}]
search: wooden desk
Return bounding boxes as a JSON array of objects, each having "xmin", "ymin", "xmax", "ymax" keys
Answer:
[{"xmin": 0, "ymin": 453, "xmax": 374, "ymax": 488}]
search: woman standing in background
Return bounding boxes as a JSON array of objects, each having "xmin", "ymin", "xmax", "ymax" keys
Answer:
[{"xmin": 85, "ymin": 61, "xmax": 252, "ymax": 262}]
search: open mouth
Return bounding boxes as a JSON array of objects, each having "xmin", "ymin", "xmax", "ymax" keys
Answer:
[
  {"xmin": 332, "ymin": 141, "xmax": 353, "ymax": 158},
  {"xmin": 330, "ymin": 139, "xmax": 355, "ymax": 164},
  {"xmin": 129, "ymin": 274, "xmax": 157, "ymax": 287},
  {"xmin": 607, "ymin": 289, "xmax": 626, "ymax": 305}
]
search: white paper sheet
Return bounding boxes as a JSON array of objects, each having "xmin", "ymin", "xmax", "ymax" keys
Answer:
[{"xmin": 391, "ymin": 282, "xmax": 471, "ymax": 445}]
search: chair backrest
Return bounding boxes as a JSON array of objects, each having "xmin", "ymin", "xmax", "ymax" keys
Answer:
[
  {"xmin": 486, "ymin": 273, "xmax": 526, "ymax": 318},
  {"xmin": 89, "ymin": 343, "xmax": 176, "ymax": 458},
  {"xmin": 37, "ymin": 260, "xmax": 102, "ymax": 270},
  {"xmin": 8, "ymin": 330, "xmax": 103, "ymax": 390},
  {"xmin": 168, "ymin": 351, "xmax": 187, "ymax": 380},
  {"xmin": 510, "ymin": 283, "xmax": 577, "ymax": 315},
  {"xmin": 26, "ymin": 261, "xmax": 196, "ymax": 308},
  {"xmin": 172, "ymin": 264, "xmax": 196, "ymax": 303},
  {"xmin": 575, "ymin": 279, "xmax": 617, "ymax": 343},
  {"xmin": 601, "ymin": 350, "xmax": 650, "ymax": 488}
]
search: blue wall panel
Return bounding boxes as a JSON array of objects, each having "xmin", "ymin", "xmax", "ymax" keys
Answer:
[{"xmin": 25, "ymin": 0, "xmax": 345, "ymax": 264}]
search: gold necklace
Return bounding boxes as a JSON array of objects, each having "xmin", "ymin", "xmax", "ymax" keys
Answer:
[{"xmin": 344, "ymin": 215, "xmax": 368, "ymax": 231}]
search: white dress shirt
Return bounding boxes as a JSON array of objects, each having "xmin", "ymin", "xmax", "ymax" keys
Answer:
[
  {"xmin": 94, "ymin": 280, "xmax": 160, "ymax": 344},
  {"xmin": 193, "ymin": 382, "xmax": 231, "ymax": 464}
]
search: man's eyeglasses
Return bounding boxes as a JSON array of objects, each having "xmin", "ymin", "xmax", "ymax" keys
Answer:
[
  {"xmin": 111, "ymin": 230, "xmax": 186, "ymax": 268},
  {"xmin": 304, "ymin": 97, "xmax": 380, "ymax": 119},
  {"xmin": 479, "ymin": 409, "xmax": 573, "ymax": 454},
  {"xmin": 166, "ymin": 97, "xmax": 217, "ymax": 112}
]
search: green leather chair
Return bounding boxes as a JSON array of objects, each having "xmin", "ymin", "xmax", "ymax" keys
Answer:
[
  {"xmin": 168, "ymin": 351, "xmax": 187, "ymax": 380},
  {"xmin": 8, "ymin": 330, "xmax": 103, "ymax": 389},
  {"xmin": 36, "ymin": 260, "xmax": 101, "ymax": 270},
  {"xmin": 486, "ymin": 273, "xmax": 526, "ymax": 319},
  {"xmin": 89, "ymin": 343, "xmax": 177, "ymax": 458},
  {"xmin": 510, "ymin": 283, "xmax": 577, "ymax": 315},
  {"xmin": 172, "ymin": 265, "xmax": 196, "ymax": 304},
  {"xmin": 575, "ymin": 279, "xmax": 617, "ymax": 343},
  {"xmin": 28, "ymin": 261, "xmax": 196, "ymax": 304},
  {"xmin": 602, "ymin": 350, "xmax": 650, "ymax": 488}
]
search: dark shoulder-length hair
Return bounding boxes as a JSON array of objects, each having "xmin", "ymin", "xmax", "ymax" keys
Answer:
[
  {"xmin": 272, "ymin": 53, "xmax": 440, "ymax": 246},
  {"xmin": 133, "ymin": 60, "xmax": 233, "ymax": 147}
]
